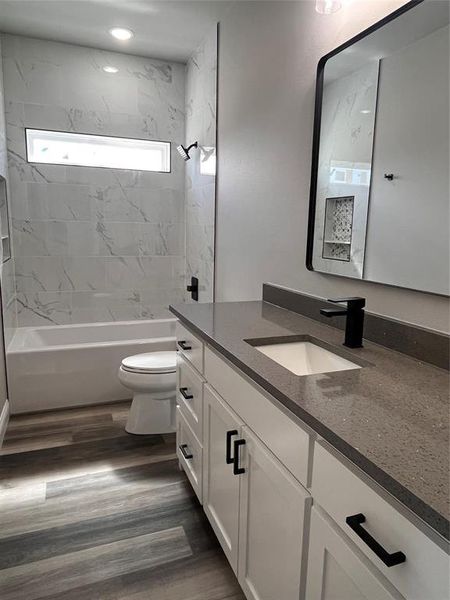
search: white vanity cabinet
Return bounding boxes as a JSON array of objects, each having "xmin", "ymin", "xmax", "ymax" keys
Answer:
[
  {"xmin": 175, "ymin": 321, "xmax": 449, "ymax": 600},
  {"xmin": 175, "ymin": 324, "xmax": 205, "ymax": 505},
  {"xmin": 203, "ymin": 383, "xmax": 311, "ymax": 599},
  {"xmin": 238, "ymin": 426, "xmax": 311, "ymax": 600},
  {"xmin": 204, "ymin": 346, "xmax": 311, "ymax": 487},
  {"xmin": 310, "ymin": 442, "xmax": 450, "ymax": 600},
  {"xmin": 306, "ymin": 507, "xmax": 403, "ymax": 600},
  {"xmin": 203, "ymin": 383, "xmax": 243, "ymax": 571}
]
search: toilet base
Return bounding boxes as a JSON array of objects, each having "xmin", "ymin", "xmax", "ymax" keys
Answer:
[{"xmin": 125, "ymin": 392, "xmax": 176, "ymax": 435}]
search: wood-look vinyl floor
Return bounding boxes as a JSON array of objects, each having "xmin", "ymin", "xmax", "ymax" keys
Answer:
[{"xmin": 0, "ymin": 401, "xmax": 244, "ymax": 600}]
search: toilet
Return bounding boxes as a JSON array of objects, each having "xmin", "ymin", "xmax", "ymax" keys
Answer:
[{"xmin": 118, "ymin": 351, "xmax": 177, "ymax": 435}]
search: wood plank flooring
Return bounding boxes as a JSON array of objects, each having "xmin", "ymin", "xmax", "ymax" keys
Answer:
[{"xmin": 0, "ymin": 401, "xmax": 244, "ymax": 600}]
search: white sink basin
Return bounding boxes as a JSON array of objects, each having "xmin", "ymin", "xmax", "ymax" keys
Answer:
[{"xmin": 253, "ymin": 340, "xmax": 361, "ymax": 376}]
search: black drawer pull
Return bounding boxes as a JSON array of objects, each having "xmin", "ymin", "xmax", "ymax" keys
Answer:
[
  {"xmin": 179, "ymin": 387, "xmax": 193, "ymax": 400},
  {"xmin": 233, "ymin": 439, "xmax": 246, "ymax": 475},
  {"xmin": 346, "ymin": 513, "xmax": 406, "ymax": 567},
  {"xmin": 179, "ymin": 444, "xmax": 193, "ymax": 460},
  {"xmin": 178, "ymin": 340, "xmax": 192, "ymax": 351},
  {"xmin": 226, "ymin": 430, "xmax": 238, "ymax": 464}
]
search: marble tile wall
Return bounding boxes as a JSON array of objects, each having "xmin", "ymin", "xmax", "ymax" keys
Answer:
[
  {"xmin": 184, "ymin": 27, "xmax": 217, "ymax": 303},
  {"xmin": 0, "ymin": 36, "xmax": 17, "ymax": 347},
  {"xmin": 2, "ymin": 34, "xmax": 186, "ymax": 326}
]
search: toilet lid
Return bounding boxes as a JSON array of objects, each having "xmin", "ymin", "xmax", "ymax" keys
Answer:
[{"xmin": 121, "ymin": 351, "xmax": 177, "ymax": 374}]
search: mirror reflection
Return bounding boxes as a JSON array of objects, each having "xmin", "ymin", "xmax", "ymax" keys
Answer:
[{"xmin": 310, "ymin": 0, "xmax": 449, "ymax": 296}]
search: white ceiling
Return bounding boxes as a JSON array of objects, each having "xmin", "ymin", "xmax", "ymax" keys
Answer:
[{"xmin": 0, "ymin": 0, "xmax": 233, "ymax": 62}]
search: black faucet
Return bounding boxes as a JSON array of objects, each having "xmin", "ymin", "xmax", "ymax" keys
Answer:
[{"xmin": 320, "ymin": 297, "xmax": 365, "ymax": 348}]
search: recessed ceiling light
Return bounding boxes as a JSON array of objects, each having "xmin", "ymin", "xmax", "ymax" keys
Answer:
[
  {"xmin": 315, "ymin": 0, "xmax": 342, "ymax": 14},
  {"xmin": 360, "ymin": 109, "xmax": 371, "ymax": 114},
  {"xmin": 103, "ymin": 66, "xmax": 119, "ymax": 74},
  {"xmin": 109, "ymin": 27, "xmax": 134, "ymax": 41}
]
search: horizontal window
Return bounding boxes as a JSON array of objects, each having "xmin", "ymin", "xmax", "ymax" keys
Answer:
[{"xmin": 26, "ymin": 129, "xmax": 171, "ymax": 172}]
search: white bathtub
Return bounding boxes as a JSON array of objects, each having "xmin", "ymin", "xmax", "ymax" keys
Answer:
[{"xmin": 7, "ymin": 319, "xmax": 177, "ymax": 414}]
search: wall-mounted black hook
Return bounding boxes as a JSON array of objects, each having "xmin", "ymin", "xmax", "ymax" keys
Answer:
[{"xmin": 384, "ymin": 173, "xmax": 394, "ymax": 181}]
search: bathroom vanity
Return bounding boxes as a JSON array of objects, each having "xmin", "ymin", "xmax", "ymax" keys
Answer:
[
  {"xmin": 170, "ymin": 3, "xmax": 450, "ymax": 596},
  {"xmin": 170, "ymin": 295, "xmax": 449, "ymax": 600}
]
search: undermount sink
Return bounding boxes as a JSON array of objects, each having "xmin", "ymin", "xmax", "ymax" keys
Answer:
[{"xmin": 250, "ymin": 339, "xmax": 362, "ymax": 376}]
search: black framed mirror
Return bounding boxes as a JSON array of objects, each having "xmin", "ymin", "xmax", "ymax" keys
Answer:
[{"xmin": 306, "ymin": 0, "xmax": 449, "ymax": 296}]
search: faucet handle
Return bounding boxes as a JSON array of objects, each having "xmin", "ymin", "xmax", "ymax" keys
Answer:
[{"xmin": 328, "ymin": 297, "xmax": 366, "ymax": 309}]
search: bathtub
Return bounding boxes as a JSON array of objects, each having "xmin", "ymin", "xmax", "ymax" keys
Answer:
[{"xmin": 7, "ymin": 319, "xmax": 176, "ymax": 414}]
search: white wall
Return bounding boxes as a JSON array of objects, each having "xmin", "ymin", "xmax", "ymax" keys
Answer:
[
  {"xmin": 215, "ymin": 0, "xmax": 450, "ymax": 333},
  {"xmin": 364, "ymin": 24, "xmax": 449, "ymax": 295}
]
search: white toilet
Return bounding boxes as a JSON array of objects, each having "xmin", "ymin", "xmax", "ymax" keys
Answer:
[{"xmin": 118, "ymin": 351, "xmax": 177, "ymax": 435}]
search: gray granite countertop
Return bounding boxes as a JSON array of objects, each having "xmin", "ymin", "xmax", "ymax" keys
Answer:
[{"xmin": 170, "ymin": 301, "xmax": 449, "ymax": 541}]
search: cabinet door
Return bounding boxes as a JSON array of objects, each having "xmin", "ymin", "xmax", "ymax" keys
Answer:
[
  {"xmin": 306, "ymin": 508, "xmax": 403, "ymax": 600},
  {"xmin": 203, "ymin": 384, "xmax": 243, "ymax": 573},
  {"xmin": 238, "ymin": 426, "xmax": 311, "ymax": 600}
]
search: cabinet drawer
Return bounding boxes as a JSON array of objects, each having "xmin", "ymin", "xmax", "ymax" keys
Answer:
[
  {"xmin": 312, "ymin": 442, "xmax": 449, "ymax": 600},
  {"xmin": 177, "ymin": 354, "xmax": 204, "ymax": 443},
  {"xmin": 176, "ymin": 322, "xmax": 204, "ymax": 374},
  {"xmin": 306, "ymin": 507, "xmax": 403, "ymax": 600},
  {"xmin": 205, "ymin": 346, "xmax": 311, "ymax": 487},
  {"xmin": 176, "ymin": 407, "xmax": 203, "ymax": 503}
]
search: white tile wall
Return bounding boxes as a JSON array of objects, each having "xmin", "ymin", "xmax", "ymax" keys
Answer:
[
  {"xmin": 0, "ymin": 36, "xmax": 17, "ymax": 347},
  {"xmin": 2, "ymin": 34, "xmax": 186, "ymax": 325}
]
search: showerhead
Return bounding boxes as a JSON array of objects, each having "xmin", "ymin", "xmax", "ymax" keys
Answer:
[{"xmin": 176, "ymin": 141, "xmax": 198, "ymax": 161}]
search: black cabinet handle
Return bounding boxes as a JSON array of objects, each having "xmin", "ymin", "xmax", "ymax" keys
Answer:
[
  {"xmin": 226, "ymin": 430, "xmax": 238, "ymax": 464},
  {"xmin": 233, "ymin": 439, "xmax": 246, "ymax": 475},
  {"xmin": 179, "ymin": 387, "xmax": 193, "ymax": 400},
  {"xmin": 178, "ymin": 340, "xmax": 192, "ymax": 351},
  {"xmin": 179, "ymin": 444, "xmax": 193, "ymax": 460},
  {"xmin": 346, "ymin": 513, "xmax": 406, "ymax": 567}
]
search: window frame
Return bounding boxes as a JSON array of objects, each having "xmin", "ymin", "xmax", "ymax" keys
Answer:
[{"xmin": 25, "ymin": 128, "xmax": 172, "ymax": 174}]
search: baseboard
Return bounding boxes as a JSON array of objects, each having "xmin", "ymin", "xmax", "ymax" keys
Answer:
[{"xmin": 0, "ymin": 399, "xmax": 10, "ymax": 447}]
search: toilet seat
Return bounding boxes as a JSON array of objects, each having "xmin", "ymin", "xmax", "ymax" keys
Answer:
[{"xmin": 121, "ymin": 351, "xmax": 176, "ymax": 375}]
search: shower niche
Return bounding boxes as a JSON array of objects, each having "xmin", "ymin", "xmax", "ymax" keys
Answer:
[
  {"xmin": 322, "ymin": 196, "xmax": 354, "ymax": 262},
  {"xmin": 0, "ymin": 176, "xmax": 11, "ymax": 263}
]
